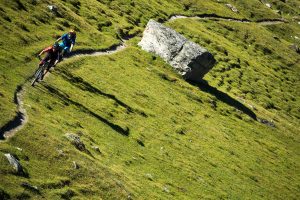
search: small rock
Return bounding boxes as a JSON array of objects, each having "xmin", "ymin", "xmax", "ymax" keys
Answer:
[
  {"xmin": 163, "ymin": 186, "xmax": 170, "ymax": 193},
  {"xmin": 132, "ymin": 156, "xmax": 137, "ymax": 160},
  {"xmin": 145, "ymin": 173, "xmax": 154, "ymax": 181},
  {"xmin": 47, "ymin": 5, "xmax": 58, "ymax": 12},
  {"xmin": 265, "ymin": 3, "xmax": 272, "ymax": 8},
  {"xmin": 258, "ymin": 118, "xmax": 275, "ymax": 127},
  {"xmin": 91, "ymin": 146, "xmax": 101, "ymax": 153},
  {"xmin": 57, "ymin": 149, "xmax": 65, "ymax": 157},
  {"xmin": 73, "ymin": 161, "xmax": 79, "ymax": 169},
  {"xmin": 65, "ymin": 133, "xmax": 86, "ymax": 151},
  {"xmin": 225, "ymin": 4, "xmax": 238, "ymax": 12},
  {"xmin": 4, "ymin": 153, "xmax": 24, "ymax": 175},
  {"xmin": 15, "ymin": 147, "xmax": 23, "ymax": 151},
  {"xmin": 248, "ymin": 104, "xmax": 257, "ymax": 111},
  {"xmin": 289, "ymin": 44, "xmax": 300, "ymax": 54}
]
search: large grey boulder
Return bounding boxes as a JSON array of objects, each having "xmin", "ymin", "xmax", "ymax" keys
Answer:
[{"xmin": 138, "ymin": 20, "xmax": 215, "ymax": 82}]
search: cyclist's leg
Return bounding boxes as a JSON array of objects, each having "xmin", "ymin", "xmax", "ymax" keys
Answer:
[
  {"xmin": 39, "ymin": 53, "xmax": 50, "ymax": 66},
  {"xmin": 59, "ymin": 42, "xmax": 66, "ymax": 57},
  {"xmin": 62, "ymin": 46, "xmax": 70, "ymax": 57},
  {"xmin": 40, "ymin": 54, "xmax": 51, "ymax": 80}
]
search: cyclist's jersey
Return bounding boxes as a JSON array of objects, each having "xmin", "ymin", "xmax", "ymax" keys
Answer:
[
  {"xmin": 43, "ymin": 46, "xmax": 60, "ymax": 62},
  {"xmin": 61, "ymin": 33, "xmax": 76, "ymax": 47}
]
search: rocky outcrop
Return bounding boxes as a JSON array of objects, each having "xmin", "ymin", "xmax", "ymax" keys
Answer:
[
  {"xmin": 4, "ymin": 153, "xmax": 24, "ymax": 175},
  {"xmin": 65, "ymin": 133, "xmax": 86, "ymax": 151},
  {"xmin": 225, "ymin": 4, "xmax": 238, "ymax": 12},
  {"xmin": 138, "ymin": 20, "xmax": 215, "ymax": 82}
]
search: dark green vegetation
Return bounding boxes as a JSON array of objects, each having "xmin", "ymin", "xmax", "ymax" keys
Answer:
[{"xmin": 0, "ymin": 0, "xmax": 299, "ymax": 199}]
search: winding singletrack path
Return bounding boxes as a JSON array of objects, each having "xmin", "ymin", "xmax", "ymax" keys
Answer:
[{"xmin": 0, "ymin": 15, "xmax": 289, "ymax": 140}]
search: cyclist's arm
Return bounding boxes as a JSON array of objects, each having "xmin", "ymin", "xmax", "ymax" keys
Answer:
[
  {"xmin": 69, "ymin": 43, "xmax": 74, "ymax": 52},
  {"xmin": 37, "ymin": 49, "xmax": 46, "ymax": 59},
  {"xmin": 69, "ymin": 37, "xmax": 76, "ymax": 52},
  {"xmin": 55, "ymin": 37, "xmax": 62, "ymax": 43}
]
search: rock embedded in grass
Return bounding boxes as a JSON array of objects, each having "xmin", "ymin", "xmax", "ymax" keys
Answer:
[
  {"xmin": 73, "ymin": 161, "xmax": 79, "ymax": 169},
  {"xmin": 4, "ymin": 153, "xmax": 24, "ymax": 175},
  {"xmin": 65, "ymin": 133, "xmax": 86, "ymax": 151},
  {"xmin": 138, "ymin": 20, "xmax": 216, "ymax": 82},
  {"xmin": 91, "ymin": 146, "xmax": 101, "ymax": 153}
]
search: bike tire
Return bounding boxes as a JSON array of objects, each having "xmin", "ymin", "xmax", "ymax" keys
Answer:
[{"xmin": 31, "ymin": 63, "xmax": 48, "ymax": 86}]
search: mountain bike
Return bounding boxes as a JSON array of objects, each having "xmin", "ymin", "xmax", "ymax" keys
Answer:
[{"xmin": 31, "ymin": 60, "xmax": 52, "ymax": 86}]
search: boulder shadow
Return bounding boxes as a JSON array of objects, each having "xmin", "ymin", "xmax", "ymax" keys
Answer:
[{"xmin": 188, "ymin": 80, "xmax": 257, "ymax": 120}]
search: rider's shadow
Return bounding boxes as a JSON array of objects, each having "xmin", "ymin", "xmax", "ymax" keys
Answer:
[{"xmin": 188, "ymin": 80, "xmax": 257, "ymax": 120}]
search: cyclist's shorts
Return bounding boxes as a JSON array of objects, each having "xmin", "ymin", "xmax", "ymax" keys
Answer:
[{"xmin": 59, "ymin": 42, "xmax": 70, "ymax": 53}]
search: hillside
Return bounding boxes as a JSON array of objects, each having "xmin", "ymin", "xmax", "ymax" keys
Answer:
[{"xmin": 0, "ymin": 0, "xmax": 300, "ymax": 199}]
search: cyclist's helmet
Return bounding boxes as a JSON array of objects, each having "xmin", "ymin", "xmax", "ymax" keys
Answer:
[
  {"xmin": 69, "ymin": 29, "xmax": 76, "ymax": 38},
  {"xmin": 53, "ymin": 42, "xmax": 60, "ymax": 51}
]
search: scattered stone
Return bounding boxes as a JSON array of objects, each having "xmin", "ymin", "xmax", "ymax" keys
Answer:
[
  {"xmin": 4, "ymin": 153, "xmax": 24, "ymax": 175},
  {"xmin": 73, "ymin": 161, "xmax": 79, "ymax": 169},
  {"xmin": 47, "ymin": 4, "xmax": 62, "ymax": 17},
  {"xmin": 47, "ymin": 5, "xmax": 58, "ymax": 12},
  {"xmin": 265, "ymin": 3, "xmax": 272, "ymax": 8},
  {"xmin": 258, "ymin": 118, "xmax": 275, "ymax": 127},
  {"xmin": 138, "ymin": 20, "xmax": 216, "ymax": 82},
  {"xmin": 145, "ymin": 173, "xmax": 154, "ymax": 181},
  {"xmin": 91, "ymin": 146, "xmax": 101, "ymax": 153},
  {"xmin": 132, "ymin": 156, "xmax": 137, "ymax": 160},
  {"xmin": 15, "ymin": 147, "xmax": 23, "ymax": 151},
  {"xmin": 289, "ymin": 44, "xmax": 300, "ymax": 54},
  {"xmin": 248, "ymin": 104, "xmax": 257, "ymax": 111},
  {"xmin": 225, "ymin": 4, "xmax": 238, "ymax": 12},
  {"xmin": 21, "ymin": 182, "xmax": 39, "ymax": 193},
  {"xmin": 65, "ymin": 133, "xmax": 86, "ymax": 151},
  {"xmin": 163, "ymin": 186, "xmax": 170, "ymax": 193}
]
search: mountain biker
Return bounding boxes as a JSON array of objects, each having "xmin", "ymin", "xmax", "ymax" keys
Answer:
[
  {"xmin": 37, "ymin": 42, "xmax": 61, "ymax": 80},
  {"xmin": 55, "ymin": 29, "xmax": 76, "ymax": 57}
]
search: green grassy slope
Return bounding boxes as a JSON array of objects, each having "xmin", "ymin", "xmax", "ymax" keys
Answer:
[{"xmin": 1, "ymin": 0, "xmax": 300, "ymax": 199}]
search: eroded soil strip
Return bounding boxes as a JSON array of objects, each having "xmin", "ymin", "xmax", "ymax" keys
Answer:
[
  {"xmin": 169, "ymin": 14, "xmax": 286, "ymax": 25},
  {"xmin": 0, "ymin": 85, "xmax": 27, "ymax": 140}
]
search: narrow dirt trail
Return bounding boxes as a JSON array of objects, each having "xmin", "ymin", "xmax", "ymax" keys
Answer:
[
  {"xmin": 0, "ymin": 85, "xmax": 27, "ymax": 140},
  {"xmin": 169, "ymin": 14, "xmax": 287, "ymax": 25},
  {"xmin": 0, "ymin": 41, "xmax": 127, "ymax": 140},
  {"xmin": 0, "ymin": 15, "xmax": 289, "ymax": 140}
]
